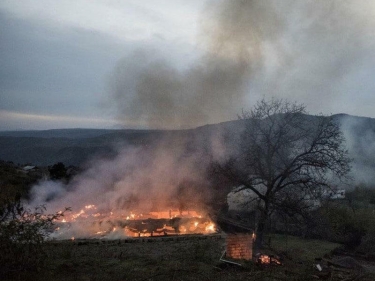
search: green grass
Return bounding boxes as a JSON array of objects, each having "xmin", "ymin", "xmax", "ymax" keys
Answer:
[{"xmin": 267, "ymin": 234, "xmax": 341, "ymax": 262}]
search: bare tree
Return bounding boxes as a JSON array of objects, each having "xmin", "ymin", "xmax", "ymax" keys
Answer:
[{"xmin": 218, "ymin": 98, "xmax": 351, "ymax": 252}]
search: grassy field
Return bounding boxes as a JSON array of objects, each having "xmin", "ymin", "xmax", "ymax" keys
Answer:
[
  {"xmin": 4, "ymin": 234, "xmax": 366, "ymax": 281},
  {"xmin": 266, "ymin": 233, "xmax": 341, "ymax": 261}
]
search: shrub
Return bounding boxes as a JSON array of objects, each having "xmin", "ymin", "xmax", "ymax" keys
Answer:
[
  {"xmin": 357, "ymin": 223, "xmax": 375, "ymax": 255},
  {"xmin": 320, "ymin": 202, "xmax": 375, "ymax": 248},
  {"xmin": 0, "ymin": 197, "xmax": 67, "ymax": 278}
]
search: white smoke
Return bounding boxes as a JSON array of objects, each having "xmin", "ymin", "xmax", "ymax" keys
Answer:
[
  {"xmin": 339, "ymin": 115, "xmax": 375, "ymax": 186},
  {"xmin": 28, "ymin": 140, "xmax": 214, "ymax": 239}
]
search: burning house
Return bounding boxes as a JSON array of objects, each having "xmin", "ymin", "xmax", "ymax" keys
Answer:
[
  {"xmin": 53, "ymin": 205, "xmax": 217, "ymax": 239},
  {"xmin": 26, "ymin": 141, "xmax": 224, "ymax": 241}
]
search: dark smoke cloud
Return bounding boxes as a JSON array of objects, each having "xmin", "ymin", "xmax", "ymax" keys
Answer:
[
  {"xmin": 108, "ymin": 0, "xmax": 283, "ymax": 129},
  {"xmin": 108, "ymin": 0, "xmax": 375, "ymax": 129}
]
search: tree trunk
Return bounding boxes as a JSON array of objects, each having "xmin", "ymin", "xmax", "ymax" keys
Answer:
[{"xmin": 254, "ymin": 202, "xmax": 269, "ymax": 255}]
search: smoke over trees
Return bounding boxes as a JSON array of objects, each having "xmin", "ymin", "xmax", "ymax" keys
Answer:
[{"xmin": 108, "ymin": 0, "xmax": 375, "ymax": 129}]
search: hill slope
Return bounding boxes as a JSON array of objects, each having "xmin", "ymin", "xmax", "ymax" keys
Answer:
[{"xmin": 0, "ymin": 114, "xmax": 374, "ymax": 185}]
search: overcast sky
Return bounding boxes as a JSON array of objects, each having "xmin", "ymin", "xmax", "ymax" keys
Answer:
[{"xmin": 1, "ymin": 0, "xmax": 375, "ymax": 130}]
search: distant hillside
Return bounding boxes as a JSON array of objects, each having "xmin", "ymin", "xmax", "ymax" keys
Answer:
[
  {"xmin": 0, "ymin": 129, "xmax": 173, "ymax": 166},
  {"xmin": 0, "ymin": 128, "xmax": 137, "ymax": 139},
  {"xmin": 0, "ymin": 114, "xmax": 375, "ymax": 185}
]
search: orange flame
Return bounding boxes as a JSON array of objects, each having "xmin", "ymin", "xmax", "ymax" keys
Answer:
[{"xmin": 55, "ymin": 204, "xmax": 216, "ymax": 239}]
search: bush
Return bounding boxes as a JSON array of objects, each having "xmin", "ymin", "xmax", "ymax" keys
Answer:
[
  {"xmin": 320, "ymin": 202, "xmax": 375, "ymax": 248},
  {"xmin": 0, "ymin": 197, "xmax": 67, "ymax": 278},
  {"xmin": 357, "ymin": 223, "xmax": 375, "ymax": 255},
  {"xmin": 49, "ymin": 162, "xmax": 67, "ymax": 181}
]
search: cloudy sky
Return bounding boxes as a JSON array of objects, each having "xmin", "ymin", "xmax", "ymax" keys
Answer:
[{"xmin": 1, "ymin": 0, "xmax": 375, "ymax": 130}]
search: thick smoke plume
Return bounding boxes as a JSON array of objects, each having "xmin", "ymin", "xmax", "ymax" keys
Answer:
[
  {"xmin": 108, "ymin": 0, "xmax": 283, "ymax": 129},
  {"xmin": 109, "ymin": 0, "xmax": 375, "ymax": 129}
]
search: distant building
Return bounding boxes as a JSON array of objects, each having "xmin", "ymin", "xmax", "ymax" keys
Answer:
[
  {"xmin": 21, "ymin": 165, "xmax": 49, "ymax": 180},
  {"xmin": 22, "ymin": 165, "xmax": 36, "ymax": 172}
]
